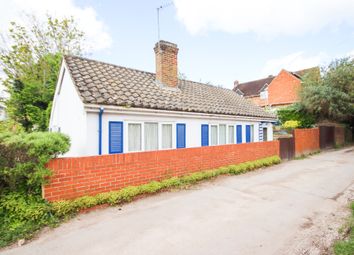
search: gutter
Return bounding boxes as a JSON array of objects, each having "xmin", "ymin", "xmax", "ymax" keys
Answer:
[
  {"xmin": 84, "ymin": 104, "xmax": 277, "ymax": 122},
  {"xmin": 98, "ymin": 107, "xmax": 104, "ymax": 155}
]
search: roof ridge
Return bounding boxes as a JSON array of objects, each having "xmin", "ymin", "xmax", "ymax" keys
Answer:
[
  {"xmin": 65, "ymin": 55, "xmax": 234, "ymax": 92},
  {"xmin": 64, "ymin": 54, "xmax": 156, "ymax": 76},
  {"xmin": 239, "ymin": 76, "xmax": 274, "ymax": 85}
]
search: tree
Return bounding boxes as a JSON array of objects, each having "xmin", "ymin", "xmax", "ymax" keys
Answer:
[
  {"xmin": 300, "ymin": 58, "xmax": 354, "ymax": 122},
  {"xmin": 0, "ymin": 15, "xmax": 85, "ymax": 131},
  {"xmin": 277, "ymin": 103, "xmax": 317, "ymax": 128}
]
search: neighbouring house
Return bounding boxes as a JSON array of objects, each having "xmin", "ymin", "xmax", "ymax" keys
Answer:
[
  {"xmin": 49, "ymin": 41, "xmax": 276, "ymax": 157},
  {"xmin": 233, "ymin": 68, "xmax": 319, "ymax": 109}
]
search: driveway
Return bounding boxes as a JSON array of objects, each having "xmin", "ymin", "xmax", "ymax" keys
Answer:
[{"xmin": 2, "ymin": 147, "xmax": 354, "ymax": 255}]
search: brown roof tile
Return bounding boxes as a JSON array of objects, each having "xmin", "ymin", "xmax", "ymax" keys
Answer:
[{"xmin": 64, "ymin": 55, "xmax": 275, "ymax": 119}]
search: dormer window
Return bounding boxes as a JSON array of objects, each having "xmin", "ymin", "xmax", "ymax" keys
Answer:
[{"xmin": 260, "ymin": 90, "xmax": 268, "ymax": 99}]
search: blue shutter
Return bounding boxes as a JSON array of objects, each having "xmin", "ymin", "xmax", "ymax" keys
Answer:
[
  {"xmin": 246, "ymin": 125, "xmax": 251, "ymax": 143},
  {"xmin": 201, "ymin": 124, "xmax": 209, "ymax": 146},
  {"xmin": 236, "ymin": 125, "xmax": 242, "ymax": 144},
  {"xmin": 109, "ymin": 121, "xmax": 123, "ymax": 154},
  {"xmin": 176, "ymin": 123, "xmax": 186, "ymax": 148}
]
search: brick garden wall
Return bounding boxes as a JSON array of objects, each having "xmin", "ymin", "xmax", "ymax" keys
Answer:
[
  {"xmin": 44, "ymin": 141, "xmax": 279, "ymax": 201},
  {"xmin": 293, "ymin": 128, "xmax": 320, "ymax": 156}
]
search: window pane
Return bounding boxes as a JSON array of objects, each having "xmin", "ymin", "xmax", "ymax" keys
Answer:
[
  {"xmin": 128, "ymin": 123, "xmax": 141, "ymax": 151},
  {"xmin": 228, "ymin": 126, "xmax": 234, "ymax": 144},
  {"xmin": 162, "ymin": 124, "xmax": 172, "ymax": 149},
  {"xmin": 251, "ymin": 125, "xmax": 254, "ymax": 142},
  {"xmin": 210, "ymin": 125, "xmax": 218, "ymax": 145},
  {"xmin": 219, "ymin": 124, "xmax": 226, "ymax": 145},
  {"xmin": 263, "ymin": 127, "xmax": 268, "ymax": 141},
  {"xmin": 144, "ymin": 123, "xmax": 158, "ymax": 151}
]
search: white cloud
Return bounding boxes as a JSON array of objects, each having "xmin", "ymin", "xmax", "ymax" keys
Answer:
[
  {"xmin": 261, "ymin": 52, "xmax": 328, "ymax": 76},
  {"xmin": 0, "ymin": 0, "xmax": 112, "ymax": 52},
  {"xmin": 174, "ymin": 0, "xmax": 354, "ymax": 37}
]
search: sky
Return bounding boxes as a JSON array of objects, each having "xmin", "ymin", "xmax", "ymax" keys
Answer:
[{"xmin": 1, "ymin": 0, "xmax": 354, "ymax": 90}]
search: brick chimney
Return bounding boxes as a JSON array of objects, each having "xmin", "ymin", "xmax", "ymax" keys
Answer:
[{"xmin": 154, "ymin": 40, "xmax": 179, "ymax": 88}]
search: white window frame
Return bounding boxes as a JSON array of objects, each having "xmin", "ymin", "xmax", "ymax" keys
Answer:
[
  {"xmin": 159, "ymin": 122, "xmax": 175, "ymax": 150},
  {"xmin": 260, "ymin": 90, "xmax": 268, "ymax": 99},
  {"xmin": 228, "ymin": 125, "xmax": 235, "ymax": 144},
  {"xmin": 210, "ymin": 124, "xmax": 219, "ymax": 146},
  {"xmin": 219, "ymin": 124, "xmax": 227, "ymax": 145},
  {"xmin": 126, "ymin": 121, "xmax": 143, "ymax": 152},
  {"xmin": 144, "ymin": 122, "xmax": 159, "ymax": 151}
]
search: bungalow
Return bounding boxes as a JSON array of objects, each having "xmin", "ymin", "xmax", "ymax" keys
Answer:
[
  {"xmin": 49, "ymin": 41, "xmax": 276, "ymax": 157},
  {"xmin": 233, "ymin": 67, "xmax": 320, "ymax": 109}
]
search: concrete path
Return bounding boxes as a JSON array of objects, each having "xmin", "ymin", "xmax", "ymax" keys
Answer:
[{"xmin": 2, "ymin": 147, "xmax": 354, "ymax": 255}]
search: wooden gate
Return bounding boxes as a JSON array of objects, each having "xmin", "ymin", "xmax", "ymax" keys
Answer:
[
  {"xmin": 279, "ymin": 137, "xmax": 295, "ymax": 160},
  {"xmin": 319, "ymin": 126, "xmax": 335, "ymax": 149}
]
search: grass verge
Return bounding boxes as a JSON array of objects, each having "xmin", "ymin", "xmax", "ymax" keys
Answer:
[
  {"xmin": 333, "ymin": 202, "xmax": 354, "ymax": 255},
  {"xmin": 1, "ymin": 155, "xmax": 280, "ymax": 248}
]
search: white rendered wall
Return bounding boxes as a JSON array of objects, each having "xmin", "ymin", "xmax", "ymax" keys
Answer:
[
  {"xmin": 84, "ymin": 111, "xmax": 272, "ymax": 156},
  {"xmin": 49, "ymin": 64, "xmax": 87, "ymax": 157}
]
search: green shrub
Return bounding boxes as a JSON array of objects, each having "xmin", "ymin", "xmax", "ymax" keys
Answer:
[
  {"xmin": 0, "ymin": 131, "xmax": 70, "ymax": 247},
  {"xmin": 0, "ymin": 132, "xmax": 70, "ymax": 194},
  {"xmin": 0, "ymin": 192, "xmax": 57, "ymax": 247},
  {"xmin": 277, "ymin": 103, "xmax": 316, "ymax": 128}
]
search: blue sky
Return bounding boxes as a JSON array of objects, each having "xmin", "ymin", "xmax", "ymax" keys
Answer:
[{"xmin": 1, "ymin": 0, "xmax": 354, "ymax": 89}]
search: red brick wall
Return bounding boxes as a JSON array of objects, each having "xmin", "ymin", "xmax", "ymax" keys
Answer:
[
  {"xmin": 268, "ymin": 70, "xmax": 301, "ymax": 106},
  {"xmin": 44, "ymin": 141, "xmax": 279, "ymax": 201},
  {"xmin": 248, "ymin": 96, "xmax": 267, "ymax": 107},
  {"xmin": 293, "ymin": 128, "xmax": 320, "ymax": 156}
]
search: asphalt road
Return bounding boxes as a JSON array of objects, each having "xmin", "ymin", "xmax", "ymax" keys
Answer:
[{"xmin": 2, "ymin": 147, "xmax": 354, "ymax": 255}]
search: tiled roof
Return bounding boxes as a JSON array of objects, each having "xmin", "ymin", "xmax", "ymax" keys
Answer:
[
  {"xmin": 236, "ymin": 67, "xmax": 319, "ymax": 97},
  {"xmin": 235, "ymin": 76, "xmax": 275, "ymax": 97},
  {"xmin": 64, "ymin": 55, "xmax": 275, "ymax": 119}
]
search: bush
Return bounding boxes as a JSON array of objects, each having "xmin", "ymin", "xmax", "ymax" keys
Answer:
[
  {"xmin": 277, "ymin": 103, "xmax": 316, "ymax": 128},
  {"xmin": 282, "ymin": 120, "xmax": 301, "ymax": 132},
  {"xmin": 0, "ymin": 131, "xmax": 70, "ymax": 247},
  {"xmin": 0, "ymin": 131, "xmax": 70, "ymax": 194}
]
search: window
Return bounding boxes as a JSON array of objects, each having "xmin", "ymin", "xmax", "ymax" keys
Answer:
[
  {"xmin": 263, "ymin": 127, "xmax": 268, "ymax": 141},
  {"xmin": 210, "ymin": 125, "xmax": 218, "ymax": 146},
  {"xmin": 228, "ymin": 125, "xmax": 235, "ymax": 144},
  {"xmin": 176, "ymin": 123, "xmax": 186, "ymax": 148},
  {"xmin": 219, "ymin": 124, "xmax": 226, "ymax": 145},
  {"xmin": 109, "ymin": 122, "xmax": 123, "ymax": 154},
  {"xmin": 128, "ymin": 123, "xmax": 142, "ymax": 151},
  {"xmin": 162, "ymin": 124, "xmax": 173, "ymax": 149},
  {"xmin": 260, "ymin": 90, "xmax": 268, "ymax": 99},
  {"xmin": 201, "ymin": 124, "xmax": 209, "ymax": 146},
  {"xmin": 251, "ymin": 125, "xmax": 254, "ymax": 142},
  {"xmin": 144, "ymin": 123, "xmax": 158, "ymax": 151}
]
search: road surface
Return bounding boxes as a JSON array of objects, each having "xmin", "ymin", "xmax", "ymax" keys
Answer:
[{"xmin": 2, "ymin": 147, "xmax": 354, "ymax": 255}]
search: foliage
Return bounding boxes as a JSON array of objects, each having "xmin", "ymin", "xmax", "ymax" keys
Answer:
[
  {"xmin": 51, "ymin": 156, "xmax": 281, "ymax": 218},
  {"xmin": 0, "ymin": 15, "xmax": 85, "ymax": 131},
  {"xmin": 0, "ymin": 131, "xmax": 70, "ymax": 194},
  {"xmin": 277, "ymin": 103, "xmax": 317, "ymax": 128},
  {"xmin": 0, "ymin": 192, "xmax": 58, "ymax": 248},
  {"xmin": 300, "ymin": 58, "xmax": 354, "ymax": 122},
  {"xmin": 282, "ymin": 120, "xmax": 301, "ymax": 131},
  {"xmin": 333, "ymin": 202, "xmax": 354, "ymax": 255}
]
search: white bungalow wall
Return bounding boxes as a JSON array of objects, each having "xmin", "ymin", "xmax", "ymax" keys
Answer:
[
  {"xmin": 49, "ymin": 64, "xmax": 88, "ymax": 157},
  {"xmin": 85, "ymin": 111, "xmax": 273, "ymax": 156}
]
